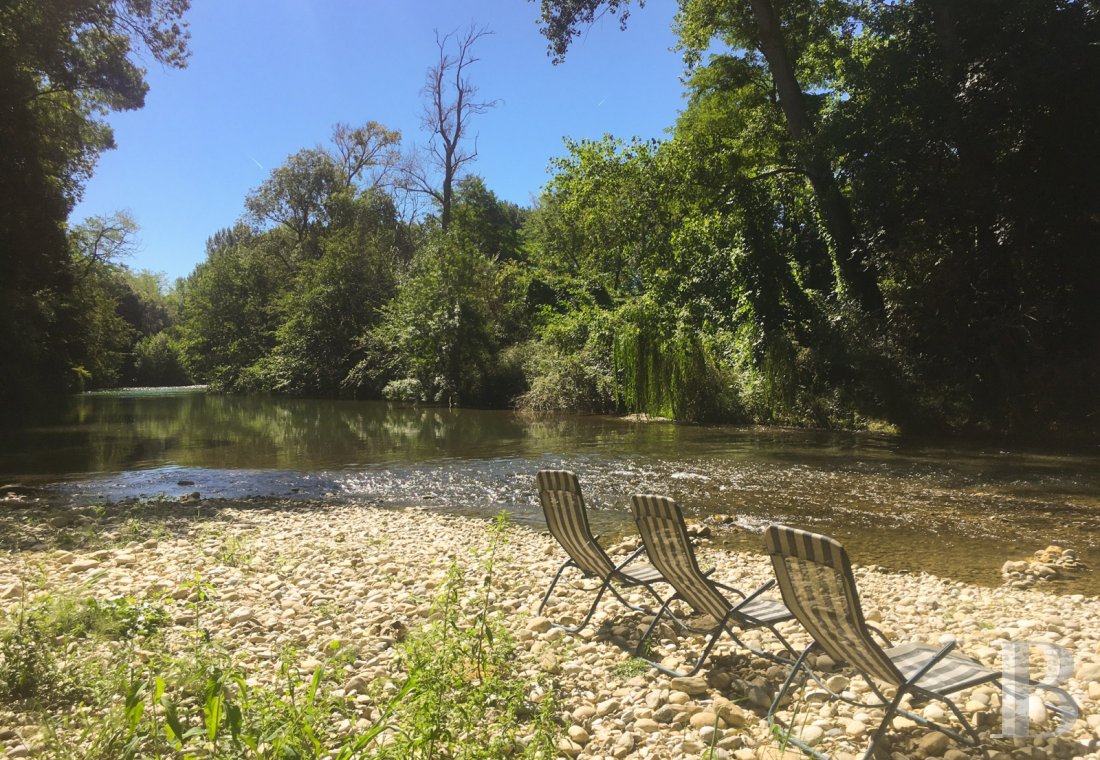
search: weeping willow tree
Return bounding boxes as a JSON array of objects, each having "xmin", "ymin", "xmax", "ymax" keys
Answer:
[{"xmin": 611, "ymin": 296, "xmax": 739, "ymax": 422}]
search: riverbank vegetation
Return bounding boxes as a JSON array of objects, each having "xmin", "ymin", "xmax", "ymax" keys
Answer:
[
  {"xmin": 1, "ymin": 498, "xmax": 1097, "ymax": 758},
  {"xmin": 5, "ymin": 0, "xmax": 1099, "ymax": 439},
  {"xmin": 0, "ymin": 508, "xmax": 560, "ymax": 758}
]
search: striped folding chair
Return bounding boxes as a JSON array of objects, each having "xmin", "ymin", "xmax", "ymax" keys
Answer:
[
  {"xmin": 630, "ymin": 494, "xmax": 796, "ymax": 677},
  {"xmin": 763, "ymin": 525, "xmax": 1078, "ymax": 760},
  {"xmin": 535, "ymin": 470, "xmax": 669, "ymax": 633}
]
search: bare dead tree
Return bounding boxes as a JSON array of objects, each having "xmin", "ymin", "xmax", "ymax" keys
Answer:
[{"xmin": 400, "ymin": 26, "xmax": 497, "ymax": 231}]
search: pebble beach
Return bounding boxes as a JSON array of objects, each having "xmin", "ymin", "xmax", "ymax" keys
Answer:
[{"xmin": 1, "ymin": 497, "xmax": 1098, "ymax": 759}]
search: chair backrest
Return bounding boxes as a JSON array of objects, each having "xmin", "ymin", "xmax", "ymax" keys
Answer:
[
  {"xmin": 536, "ymin": 470, "xmax": 616, "ymax": 580},
  {"xmin": 630, "ymin": 494, "xmax": 729, "ymax": 621},
  {"xmin": 763, "ymin": 525, "xmax": 903, "ymax": 685}
]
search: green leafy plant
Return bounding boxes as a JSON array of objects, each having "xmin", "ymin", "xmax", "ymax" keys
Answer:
[
  {"xmin": 0, "ymin": 607, "xmax": 57, "ymax": 700},
  {"xmin": 373, "ymin": 513, "xmax": 560, "ymax": 758},
  {"xmin": 4, "ymin": 519, "xmax": 561, "ymax": 758},
  {"xmin": 610, "ymin": 658, "xmax": 650, "ymax": 680},
  {"xmin": 216, "ymin": 533, "xmax": 254, "ymax": 567}
]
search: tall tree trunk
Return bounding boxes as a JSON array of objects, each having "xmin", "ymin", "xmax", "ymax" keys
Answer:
[
  {"xmin": 441, "ymin": 165, "xmax": 453, "ymax": 232},
  {"xmin": 748, "ymin": 0, "xmax": 883, "ymax": 313}
]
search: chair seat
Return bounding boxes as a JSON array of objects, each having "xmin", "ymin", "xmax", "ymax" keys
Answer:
[
  {"xmin": 885, "ymin": 642, "xmax": 998, "ymax": 696},
  {"xmin": 735, "ymin": 596, "xmax": 793, "ymax": 625},
  {"xmin": 617, "ymin": 562, "xmax": 664, "ymax": 585}
]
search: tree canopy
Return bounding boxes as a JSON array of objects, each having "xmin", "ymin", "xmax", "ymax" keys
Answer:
[
  {"xmin": 0, "ymin": 0, "xmax": 191, "ymax": 412},
  {"xmin": 7, "ymin": 0, "xmax": 1099, "ymax": 441}
]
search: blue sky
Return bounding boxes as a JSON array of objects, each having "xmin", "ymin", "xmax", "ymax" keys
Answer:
[{"xmin": 72, "ymin": 0, "xmax": 689, "ymax": 282}]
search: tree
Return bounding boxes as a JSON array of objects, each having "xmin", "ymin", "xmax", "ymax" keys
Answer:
[
  {"xmin": 63, "ymin": 213, "xmax": 187, "ymax": 390},
  {"xmin": 533, "ymin": 0, "xmax": 641, "ymax": 64},
  {"xmin": 533, "ymin": 0, "xmax": 882, "ymax": 313},
  {"xmin": 449, "ymin": 176, "xmax": 527, "ymax": 262},
  {"xmin": 0, "ymin": 0, "xmax": 190, "ymax": 411},
  {"xmin": 177, "ymin": 227, "xmax": 284, "ymax": 391},
  {"xmin": 401, "ymin": 27, "xmax": 497, "ymax": 231},
  {"xmin": 529, "ymin": 0, "xmax": 1100, "ymax": 435},
  {"xmin": 245, "ymin": 192, "xmax": 406, "ymax": 396},
  {"xmin": 182, "ymin": 127, "xmax": 414, "ymax": 396},
  {"xmin": 368, "ymin": 232, "xmax": 504, "ymax": 406},
  {"xmin": 245, "ymin": 122, "xmax": 401, "ymax": 261},
  {"xmin": 69, "ymin": 212, "xmax": 139, "ymax": 279},
  {"xmin": 832, "ymin": 0, "xmax": 1100, "ymax": 432}
]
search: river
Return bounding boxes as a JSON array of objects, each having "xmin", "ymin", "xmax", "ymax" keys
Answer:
[{"xmin": 2, "ymin": 387, "xmax": 1098, "ymax": 593}]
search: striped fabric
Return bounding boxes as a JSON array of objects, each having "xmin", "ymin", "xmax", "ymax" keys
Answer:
[
  {"xmin": 630, "ymin": 494, "xmax": 740, "ymax": 622},
  {"xmin": 536, "ymin": 469, "xmax": 616, "ymax": 581},
  {"xmin": 736, "ymin": 596, "xmax": 796, "ymax": 626},
  {"xmin": 760, "ymin": 525, "xmax": 1016, "ymax": 760},
  {"xmin": 885, "ymin": 642, "xmax": 997, "ymax": 696},
  {"xmin": 764, "ymin": 525, "xmax": 903, "ymax": 685}
]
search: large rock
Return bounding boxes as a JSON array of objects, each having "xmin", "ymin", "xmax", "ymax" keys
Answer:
[
  {"xmin": 1076, "ymin": 662, "xmax": 1100, "ymax": 683},
  {"xmin": 917, "ymin": 730, "xmax": 950, "ymax": 756},
  {"xmin": 0, "ymin": 583, "xmax": 22, "ymax": 600},
  {"xmin": 226, "ymin": 607, "xmax": 254, "ymax": 625},
  {"xmin": 1027, "ymin": 694, "xmax": 1048, "ymax": 725},
  {"xmin": 654, "ymin": 704, "xmax": 684, "ymax": 724},
  {"xmin": 713, "ymin": 699, "xmax": 752, "ymax": 728},
  {"xmin": 800, "ymin": 725, "xmax": 824, "ymax": 746},
  {"xmin": 566, "ymin": 725, "xmax": 589, "ymax": 745},
  {"xmin": 669, "ymin": 676, "xmax": 710, "ymax": 696},
  {"xmin": 68, "ymin": 558, "xmax": 100, "ymax": 572},
  {"xmin": 526, "ymin": 616, "xmax": 552, "ymax": 633},
  {"xmin": 689, "ymin": 711, "xmax": 722, "ymax": 730},
  {"xmin": 611, "ymin": 732, "xmax": 635, "ymax": 758}
]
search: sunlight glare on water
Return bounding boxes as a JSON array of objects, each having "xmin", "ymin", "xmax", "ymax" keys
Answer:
[{"xmin": 2, "ymin": 390, "xmax": 1098, "ymax": 592}]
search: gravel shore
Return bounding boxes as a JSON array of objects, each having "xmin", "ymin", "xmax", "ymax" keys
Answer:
[{"xmin": 1, "ymin": 498, "xmax": 1098, "ymax": 759}]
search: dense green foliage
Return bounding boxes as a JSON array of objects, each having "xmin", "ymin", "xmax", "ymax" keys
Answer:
[
  {"xmin": 172, "ymin": 0, "xmax": 1100, "ymax": 437},
  {"xmin": 6, "ymin": 0, "xmax": 1099, "ymax": 438},
  {"xmin": 64, "ymin": 213, "xmax": 191, "ymax": 389},
  {"xmin": 0, "ymin": 0, "xmax": 191, "ymax": 412},
  {"xmin": 520, "ymin": 0, "xmax": 1100, "ymax": 436}
]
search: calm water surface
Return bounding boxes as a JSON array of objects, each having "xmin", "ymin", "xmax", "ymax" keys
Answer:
[{"xmin": 2, "ymin": 388, "xmax": 1099, "ymax": 593}]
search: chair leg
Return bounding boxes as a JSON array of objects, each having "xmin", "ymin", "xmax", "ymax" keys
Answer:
[
  {"xmin": 767, "ymin": 623, "xmax": 799, "ymax": 658},
  {"xmin": 606, "ymin": 582, "xmax": 692, "ymax": 633},
  {"xmin": 537, "ymin": 559, "xmax": 576, "ymax": 616},
  {"xmin": 941, "ymin": 696, "xmax": 991, "ymax": 760},
  {"xmin": 606, "ymin": 581, "xmax": 656, "ymax": 615},
  {"xmin": 635, "ymin": 596, "xmax": 673, "ymax": 658},
  {"xmin": 641, "ymin": 611, "xmax": 733, "ymax": 678},
  {"xmin": 1034, "ymin": 681, "xmax": 1080, "ymax": 730},
  {"xmin": 768, "ymin": 643, "xmax": 833, "ymax": 760},
  {"xmin": 678, "ymin": 622, "xmax": 726, "ymax": 677},
  {"xmin": 553, "ymin": 583, "xmax": 610, "ymax": 634},
  {"xmin": 862, "ymin": 687, "xmax": 909, "ymax": 760},
  {"xmin": 727, "ymin": 624, "xmax": 796, "ymax": 666}
]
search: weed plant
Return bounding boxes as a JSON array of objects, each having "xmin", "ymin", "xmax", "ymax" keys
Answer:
[
  {"xmin": 372, "ymin": 513, "xmax": 559, "ymax": 759},
  {"xmin": 0, "ymin": 514, "xmax": 561, "ymax": 758}
]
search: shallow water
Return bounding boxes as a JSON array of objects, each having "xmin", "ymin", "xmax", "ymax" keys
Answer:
[{"xmin": 2, "ymin": 389, "xmax": 1098, "ymax": 593}]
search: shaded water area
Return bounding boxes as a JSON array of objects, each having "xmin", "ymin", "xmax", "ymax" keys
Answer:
[{"xmin": 3, "ymin": 388, "xmax": 1099, "ymax": 594}]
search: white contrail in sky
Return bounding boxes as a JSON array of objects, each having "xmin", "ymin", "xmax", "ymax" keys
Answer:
[
  {"xmin": 249, "ymin": 156, "xmax": 264, "ymax": 170},
  {"xmin": 597, "ymin": 97, "xmax": 607, "ymax": 107}
]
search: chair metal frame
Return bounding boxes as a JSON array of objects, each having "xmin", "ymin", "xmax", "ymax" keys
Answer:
[
  {"xmin": 630, "ymin": 494, "xmax": 797, "ymax": 677},
  {"xmin": 536, "ymin": 470, "xmax": 669, "ymax": 634},
  {"xmin": 763, "ymin": 524, "xmax": 1079, "ymax": 760}
]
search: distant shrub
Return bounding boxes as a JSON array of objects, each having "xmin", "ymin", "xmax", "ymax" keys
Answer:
[
  {"xmin": 132, "ymin": 332, "xmax": 192, "ymax": 387},
  {"xmin": 383, "ymin": 377, "xmax": 425, "ymax": 402}
]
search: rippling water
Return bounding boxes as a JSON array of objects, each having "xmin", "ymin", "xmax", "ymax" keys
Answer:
[{"xmin": 2, "ymin": 388, "xmax": 1098, "ymax": 592}]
